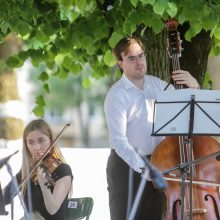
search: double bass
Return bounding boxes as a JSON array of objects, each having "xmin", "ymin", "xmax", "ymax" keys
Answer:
[{"xmin": 151, "ymin": 19, "xmax": 220, "ymax": 220}]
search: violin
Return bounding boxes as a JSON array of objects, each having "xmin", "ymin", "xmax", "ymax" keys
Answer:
[
  {"xmin": 30, "ymin": 152, "xmax": 62, "ymax": 187},
  {"xmin": 19, "ymin": 123, "xmax": 70, "ymax": 190}
]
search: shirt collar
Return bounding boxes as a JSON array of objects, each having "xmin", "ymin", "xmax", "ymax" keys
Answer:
[{"xmin": 121, "ymin": 73, "xmax": 146, "ymax": 91}]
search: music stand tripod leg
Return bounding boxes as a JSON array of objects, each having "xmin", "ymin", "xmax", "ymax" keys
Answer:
[
  {"xmin": 0, "ymin": 183, "xmax": 8, "ymax": 216},
  {"xmin": 127, "ymin": 174, "xmax": 147, "ymax": 220},
  {"xmin": 5, "ymin": 163, "xmax": 31, "ymax": 220},
  {"xmin": 180, "ymin": 169, "xmax": 186, "ymax": 220},
  {"xmin": 188, "ymin": 137, "xmax": 193, "ymax": 220}
]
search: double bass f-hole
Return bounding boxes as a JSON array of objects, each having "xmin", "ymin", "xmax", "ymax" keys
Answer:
[{"xmin": 150, "ymin": 18, "xmax": 220, "ymax": 220}]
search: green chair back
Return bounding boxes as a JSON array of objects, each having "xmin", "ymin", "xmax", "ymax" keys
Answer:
[{"xmin": 67, "ymin": 197, "xmax": 94, "ymax": 220}]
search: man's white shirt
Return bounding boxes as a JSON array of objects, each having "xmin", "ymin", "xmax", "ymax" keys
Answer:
[{"xmin": 104, "ymin": 73, "xmax": 173, "ymax": 173}]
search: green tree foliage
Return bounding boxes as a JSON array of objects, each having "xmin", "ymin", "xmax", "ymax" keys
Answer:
[{"xmin": 1, "ymin": 0, "xmax": 220, "ymax": 113}]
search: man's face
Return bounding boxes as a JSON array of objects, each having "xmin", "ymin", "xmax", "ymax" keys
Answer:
[{"xmin": 118, "ymin": 42, "xmax": 147, "ymax": 81}]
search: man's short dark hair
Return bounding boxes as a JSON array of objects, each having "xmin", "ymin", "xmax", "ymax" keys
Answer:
[{"xmin": 113, "ymin": 36, "xmax": 145, "ymax": 61}]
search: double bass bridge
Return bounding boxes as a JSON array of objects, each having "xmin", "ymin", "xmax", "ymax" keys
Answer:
[{"xmin": 185, "ymin": 208, "xmax": 207, "ymax": 216}]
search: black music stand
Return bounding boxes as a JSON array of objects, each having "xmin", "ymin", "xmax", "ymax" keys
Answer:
[
  {"xmin": 152, "ymin": 88, "xmax": 220, "ymax": 220},
  {"xmin": 0, "ymin": 150, "xmax": 31, "ymax": 220},
  {"xmin": 4, "ymin": 162, "xmax": 31, "ymax": 220},
  {"xmin": 128, "ymin": 152, "xmax": 167, "ymax": 220},
  {"xmin": 0, "ymin": 183, "xmax": 8, "ymax": 216}
]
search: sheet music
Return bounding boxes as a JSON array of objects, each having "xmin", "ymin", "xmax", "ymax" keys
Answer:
[{"xmin": 152, "ymin": 89, "xmax": 220, "ymax": 136}]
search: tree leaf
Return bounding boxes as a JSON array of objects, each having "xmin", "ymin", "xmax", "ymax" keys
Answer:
[
  {"xmin": 63, "ymin": 56, "xmax": 73, "ymax": 69},
  {"xmin": 123, "ymin": 20, "xmax": 136, "ymax": 35},
  {"xmin": 6, "ymin": 56, "xmax": 24, "ymax": 68},
  {"xmin": 166, "ymin": 2, "xmax": 177, "ymax": 18},
  {"xmin": 18, "ymin": 51, "xmax": 29, "ymax": 62},
  {"xmin": 60, "ymin": 0, "xmax": 73, "ymax": 7},
  {"xmin": 130, "ymin": 0, "xmax": 139, "ymax": 7},
  {"xmin": 104, "ymin": 50, "xmax": 116, "ymax": 67},
  {"xmin": 82, "ymin": 78, "xmax": 91, "ymax": 88},
  {"xmin": 91, "ymin": 17, "xmax": 109, "ymax": 41},
  {"xmin": 153, "ymin": 0, "xmax": 168, "ymax": 16},
  {"xmin": 43, "ymin": 83, "xmax": 50, "ymax": 93},
  {"xmin": 15, "ymin": 20, "xmax": 32, "ymax": 36},
  {"xmin": 0, "ymin": 21, "xmax": 10, "ymax": 34},
  {"xmin": 201, "ymin": 15, "xmax": 216, "ymax": 31},
  {"xmin": 38, "ymin": 72, "xmax": 49, "ymax": 82},
  {"xmin": 185, "ymin": 22, "xmax": 202, "ymax": 41},
  {"xmin": 42, "ymin": 21, "xmax": 61, "ymax": 36},
  {"xmin": 70, "ymin": 63, "xmax": 83, "ymax": 74},
  {"xmin": 151, "ymin": 18, "xmax": 164, "ymax": 34},
  {"xmin": 178, "ymin": 13, "xmax": 187, "ymax": 25},
  {"xmin": 214, "ymin": 26, "xmax": 220, "ymax": 41},
  {"xmin": 78, "ymin": 34, "xmax": 95, "ymax": 55},
  {"xmin": 109, "ymin": 32, "xmax": 123, "ymax": 48},
  {"xmin": 35, "ymin": 95, "xmax": 45, "ymax": 106},
  {"xmin": 140, "ymin": 0, "xmax": 156, "ymax": 5},
  {"xmin": 74, "ymin": 0, "xmax": 87, "ymax": 11},
  {"xmin": 33, "ymin": 105, "xmax": 45, "ymax": 117},
  {"xmin": 58, "ymin": 67, "xmax": 69, "ymax": 79},
  {"xmin": 209, "ymin": 45, "xmax": 220, "ymax": 56},
  {"xmin": 182, "ymin": 5, "xmax": 198, "ymax": 20},
  {"xmin": 35, "ymin": 29, "xmax": 50, "ymax": 43}
]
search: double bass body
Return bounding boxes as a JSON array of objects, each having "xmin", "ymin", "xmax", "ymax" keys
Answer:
[{"xmin": 151, "ymin": 136, "xmax": 220, "ymax": 220}]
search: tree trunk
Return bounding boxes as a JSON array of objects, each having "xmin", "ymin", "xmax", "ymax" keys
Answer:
[
  {"xmin": 144, "ymin": 27, "xmax": 170, "ymax": 81},
  {"xmin": 178, "ymin": 23, "xmax": 212, "ymax": 85},
  {"xmin": 0, "ymin": 34, "xmax": 24, "ymax": 141}
]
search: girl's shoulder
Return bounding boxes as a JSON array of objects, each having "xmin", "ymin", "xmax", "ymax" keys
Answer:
[{"xmin": 52, "ymin": 163, "xmax": 73, "ymax": 180}]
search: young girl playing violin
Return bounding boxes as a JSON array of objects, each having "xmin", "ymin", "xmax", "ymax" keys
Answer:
[{"xmin": 3, "ymin": 119, "xmax": 73, "ymax": 220}]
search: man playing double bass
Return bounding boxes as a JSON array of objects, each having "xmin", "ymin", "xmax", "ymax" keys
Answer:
[{"xmin": 104, "ymin": 36, "xmax": 199, "ymax": 220}]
